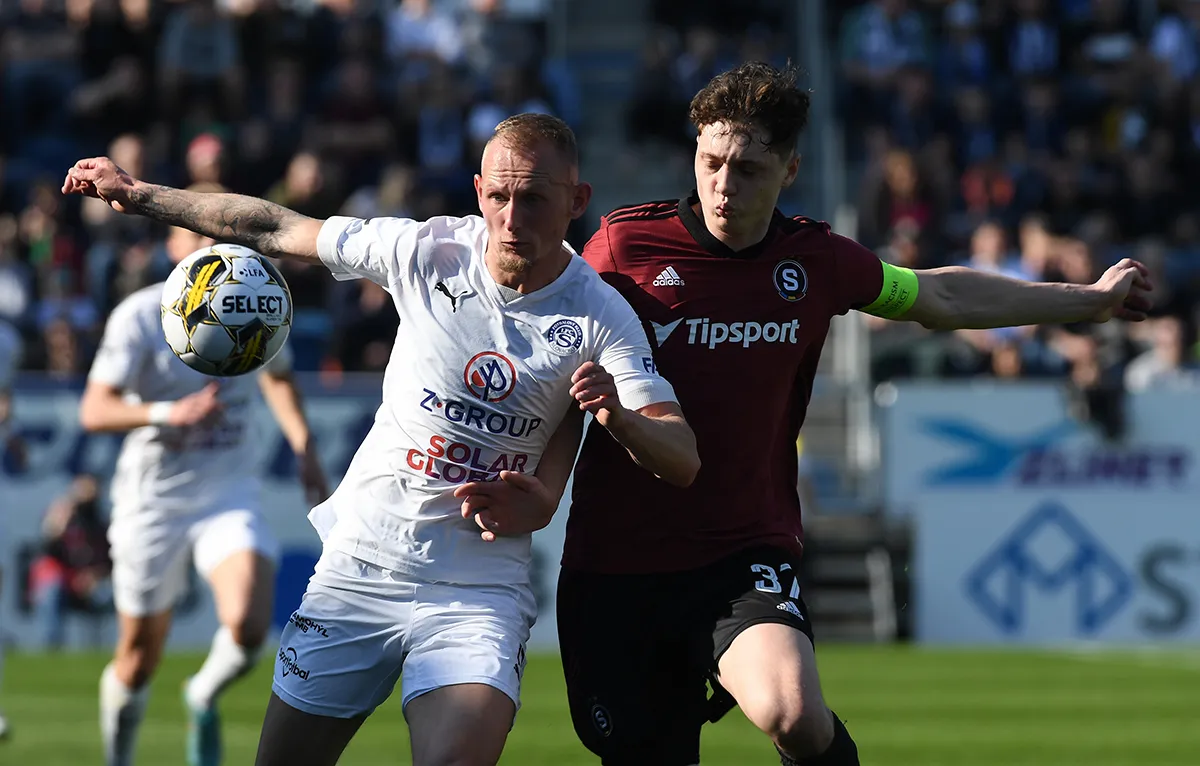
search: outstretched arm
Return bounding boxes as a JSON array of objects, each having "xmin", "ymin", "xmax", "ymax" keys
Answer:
[
  {"xmin": 858, "ymin": 258, "xmax": 1154, "ymax": 331},
  {"xmin": 62, "ymin": 157, "xmax": 323, "ymax": 262}
]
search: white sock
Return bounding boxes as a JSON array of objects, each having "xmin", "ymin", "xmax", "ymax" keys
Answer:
[
  {"xmin": 100, "ymin": 662, "xmax": 150, "ymax": 766},
  {"xmin": 184, "ymin": 627, "xmax": 259, "ymax": 711}
]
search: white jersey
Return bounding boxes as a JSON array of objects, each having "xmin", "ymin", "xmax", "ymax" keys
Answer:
[
  {"xmin": 310, "ymin": 214, "xmax": 677, "ymax": 585},
  {"xmin": 88, "ymin": 283, "xmax": 292, "ymax": 515}
]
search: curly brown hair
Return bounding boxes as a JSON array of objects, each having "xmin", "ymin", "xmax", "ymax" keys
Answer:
[{"xmin": 688, "ymin": 62, "xmax": 811, "ymax": 155}]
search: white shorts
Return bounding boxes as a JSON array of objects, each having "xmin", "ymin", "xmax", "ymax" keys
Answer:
[
  {"xmin": 108, "ymin": 505, "xmax": 280, "ymax": 617},
  {"xmin": 271, "ymin": 549, "xmax": 536, "ymax": 719}
]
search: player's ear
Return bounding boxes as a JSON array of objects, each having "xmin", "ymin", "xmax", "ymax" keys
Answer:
[
  {"xmin": 570, "ymin": 181, "xmax": 592, "ymax": 220},
  {"xmin": 473, "ymin": 174, "xmax": 484, "ymax": 209},
  {"xmin": 781, "ymin": 151, "xmax": 801, "ymax": 189}
]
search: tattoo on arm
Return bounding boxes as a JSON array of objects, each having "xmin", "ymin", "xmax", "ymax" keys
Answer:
[{"xmin": 125, "ymin": 183, "xmax": 313, "ymax": 256}]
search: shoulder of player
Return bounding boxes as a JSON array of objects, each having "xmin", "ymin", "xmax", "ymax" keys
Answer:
[
  {"xmin": 101, "ymin": 282, "xmax": 166, "ymax": 337},
  {"xmin": 116, "ymin": 282, "xmax": 169, "ymax": 319},
  {"xmin": 770, "ymin": 214, "xmax": 857, "ymax": 256},
  {"xmin": 568, "ymin": 264, "xmax": 638, "ymax": 326},
  {"xmin": 601, "ymin": 199, "xmax": 680, "ymax": 229}
]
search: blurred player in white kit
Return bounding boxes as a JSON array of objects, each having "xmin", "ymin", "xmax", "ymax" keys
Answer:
[
  {"xmin": 77, "ymin": 223, "xmax": 329, "ymax": 766},
  {"xmin": 62, "ymin": 112, "xmax": 701, "ymax": 766}
]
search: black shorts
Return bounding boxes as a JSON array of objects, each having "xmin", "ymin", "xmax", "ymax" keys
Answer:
[{"xmin": 557, "ymin": 546, "xmax": 814, "ymax": 766}]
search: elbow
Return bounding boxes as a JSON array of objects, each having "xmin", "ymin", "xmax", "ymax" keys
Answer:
[
  {"xmin": 78, "ymin": 403, "xmax": 103, "ymax": 432},
  {"xmin": 665, "ymin": 442, "xmax": 701, "ymax": 488},
  {"xmin": 917, "ymin": 313, "xmax": 958, "ymax": 332}
]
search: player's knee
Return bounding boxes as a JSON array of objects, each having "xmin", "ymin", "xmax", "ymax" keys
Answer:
[
  {"xmin": 228, "ymin": 617, "xmax": 268, "ymax": 650},
  {"xmin": 759, "ymin": 697, "xmax": 834, "ymax": 758},
  {"xmin": 115, "ymin": 642, "xmax": 164, "ymax": 687}
]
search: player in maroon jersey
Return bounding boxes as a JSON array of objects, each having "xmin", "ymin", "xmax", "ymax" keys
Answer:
[{"xmin": 547, "ymin": 62, "xmax": 1153, "ymax": 766}]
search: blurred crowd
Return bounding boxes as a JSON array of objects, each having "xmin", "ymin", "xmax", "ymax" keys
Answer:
[
  {"xmin": 0, "ymin": 0, "xmax": 570, "ymax": 375},
  {"xmin": 836, "ymin": 0, "xmax": 1200, "ymax": 398}
]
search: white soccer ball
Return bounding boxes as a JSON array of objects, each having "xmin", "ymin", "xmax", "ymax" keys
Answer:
[{"xmin": 160, "ymin": 243, "xmax": 292, "ymax": 376}]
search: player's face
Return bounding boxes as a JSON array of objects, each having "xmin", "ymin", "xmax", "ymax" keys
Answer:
[
  {"xmin": 475, "ymin": 139, "xmax": 591, "ymax": 274},
  {"xmin": 695, "ymin": 122, "xmax": 800, "ymax": 247}
]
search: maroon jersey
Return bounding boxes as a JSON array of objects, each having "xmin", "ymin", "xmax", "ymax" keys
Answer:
[{"xmin": 562, "ymin": 196, "xmax": 886, "ymax": 574}]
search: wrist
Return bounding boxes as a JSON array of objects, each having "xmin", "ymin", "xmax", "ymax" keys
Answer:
[
  {"xmin": 147, "ymin": 401, "xmax": 173, "ymax": 426},
  {"xmin": 599, "ymin": 403, "xmax": 629, "ymax": 430}
]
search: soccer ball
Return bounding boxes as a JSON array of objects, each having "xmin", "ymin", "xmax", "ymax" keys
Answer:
[{"xmin": 160, "ymin": 243, "xmax": 292, "ymax": 376}]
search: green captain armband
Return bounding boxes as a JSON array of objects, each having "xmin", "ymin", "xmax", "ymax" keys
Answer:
[{"xmin": 861, "ymin": 262, "xmax": 919, "ymax": 319}]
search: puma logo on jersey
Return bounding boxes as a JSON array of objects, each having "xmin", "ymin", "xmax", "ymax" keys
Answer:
[
  {"xmin": 434, "ymin": 281, "xmax": 469, "ymax": 312},
  {"xmin": 652, "ymin": 266, "xmax": 685, "ymax": 287}
]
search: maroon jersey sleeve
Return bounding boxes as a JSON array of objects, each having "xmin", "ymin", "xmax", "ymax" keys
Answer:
[
  {"xmin": 581, "ymin": 219, "xmax": 620, "ymax": 287},
  {"xmin": 830, "ymin": 233, "xmax": 886, "ymax": 315}
]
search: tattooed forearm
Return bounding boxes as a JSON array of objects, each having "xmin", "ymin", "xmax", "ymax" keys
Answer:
[{"xmin": 124, "ymin": 183, "xmax": 317, "ymax": 258}]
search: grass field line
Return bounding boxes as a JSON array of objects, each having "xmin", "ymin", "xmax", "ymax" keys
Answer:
[{"xmin": 1053, "ymin": 645, "xmax": 1200, "ymax": 672}]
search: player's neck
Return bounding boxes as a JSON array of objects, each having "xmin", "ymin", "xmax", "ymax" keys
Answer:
[
  {"xmin": 693, "ymin": 202, "xmax": 771, "ymax": 253},
  {"xmin": 485, "ymin": 245, "xmax": 571, "ymax": 294}
]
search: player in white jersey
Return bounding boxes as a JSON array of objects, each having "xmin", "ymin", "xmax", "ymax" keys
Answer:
[
  {"xmin": 0, "ymin": 318, "xmax": 19, "ymax": 742},
  {"xmin": 63, "ymin": 113, "xmax": 702, "ymax": 766},
  {"xmin": 78, "ymin": 224, "xmax": 329, "ymax": 766}
]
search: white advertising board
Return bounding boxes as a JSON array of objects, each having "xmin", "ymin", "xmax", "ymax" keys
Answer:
[
  {"xmin": 880, "ymin": 381, "xmax": 1200, "ymax": 644},
  {"xmin": 916, "ymin": 494, "xmax": 1200, "ymax": 644}
]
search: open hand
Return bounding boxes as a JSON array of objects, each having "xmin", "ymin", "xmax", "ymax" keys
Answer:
[
  {"xmin": 452, "ymin": 471, "xmax": 556, "ymax": 542},
  {"xmin": 297, "ymin": 446, "xmax": 330, "ymax": 506},
  {"xmin": 569, "ymin": 361, "xmax": 625, "ymax": 427},
  {"xmin": 1090, "ymin": 258, "xmax": 1154, "ymax": 323},
  {"xmin": 61, "ymin": 157, "xmax": 139, "ymax": 213},
  {"xmin": 168, "ymin": 382, "xmax": 223, "ymax": 427}
]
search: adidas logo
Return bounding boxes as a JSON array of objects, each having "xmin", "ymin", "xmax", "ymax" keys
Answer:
[
  {"xmin": 652, "ymin": 266, "xmax": 685, "ymax": 287},
  {"xmin": 776, "ymin": 601, "xmax": 805, "ymax": 620}
]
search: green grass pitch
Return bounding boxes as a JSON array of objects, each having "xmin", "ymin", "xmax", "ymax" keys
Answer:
[{"xmin": 3, "ymin": 646, "xmax": 1198, "ymax": 765}]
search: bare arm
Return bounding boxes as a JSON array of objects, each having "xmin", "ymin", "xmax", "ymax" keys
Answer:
[
  {"xmin": 258, "ymin": 370, "xmax": 330, "ymax": 504},
  {"xmin": 124, "ymin": 182, "xmax": 323, "ymax": 261},
  {"xmin": 601, "ymin": 401, "xmax": 700, "ymax": 488},
  {"xmin": 898, "ymin": 260, "xmax": 1153, "ymax": 331},
  {"xmin": 452, "ymin": 407, "xmax": 586, "ymax": 541},
  {"xmin": 62, "ymin": 156, "xmax": 324, "ymax": 262},
  {"xmin": 258, "ymin": 370, "xmax": 312, "ymax": 453},
  {"xmin": 533, "ymin": 406, "xmax": 585, "ymax": 503},
  {"xmin": 79, "ymin": 380, "xmax": 222, "ymax": 432}
]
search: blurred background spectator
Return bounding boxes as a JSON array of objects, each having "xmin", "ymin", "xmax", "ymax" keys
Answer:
[
  {"xmin": 830, "ymin": 0, "xmax": 1200, "ymax": 392},
  {"xmin": 5, "ymin": 0, "xmax": 1200, "ymax": 398},
  {"xmin": 27, "ymin": 473, "xmax": 112, "ymax": 649},
  {"xmin": 0, "ymin": 0, "xmax": 569, "ymax": 375}
]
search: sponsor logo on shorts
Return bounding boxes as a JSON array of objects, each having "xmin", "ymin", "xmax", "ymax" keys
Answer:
[
  {"xmin": 545, "ymin": 319, "xmax": 583, "ymax": 355},
  {"xmin": 590, "ymin": 702, "xmax": 613, "ymax": 737},
  {"xmin": 288, "ymin": 612, "xmax": 330, "ymax": 638},
  {"xmin": 514, "ymin": 644, "xmax": 527, "ymax": 680},
  {"xmin": 777, "ymin": 601, "xmax": 805, "ymax": 621},
  {"xmin": 278, "ymin": 647, "xmax": 310, "ymax": 680}
]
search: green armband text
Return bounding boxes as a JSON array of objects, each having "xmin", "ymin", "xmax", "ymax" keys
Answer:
[{"xmin": 861, "ymin": 262, "xmax": 919, "ymax": 319}]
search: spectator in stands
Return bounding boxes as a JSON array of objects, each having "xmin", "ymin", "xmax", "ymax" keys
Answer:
[
  {"xmin": 859, "ymin": 148, "xmax": 935, "ymax": 250},
  {"xmin": 838, "ymin": 0, "xmax": 931, "ymax": 131},
  {"xmin": 1125, "ymin": 314, "xmax": 1199, "ymax": 391},
  {"xmin": 157, "ymin": 0, "xmax": 244, "ymax": 121},
  {"xmin": 0, "ymin": 216, "xmax": 35, "ymax": 330},
  {"xmin": 29, "ymin": 473, "xmax": 112, "ymax": 648}
]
